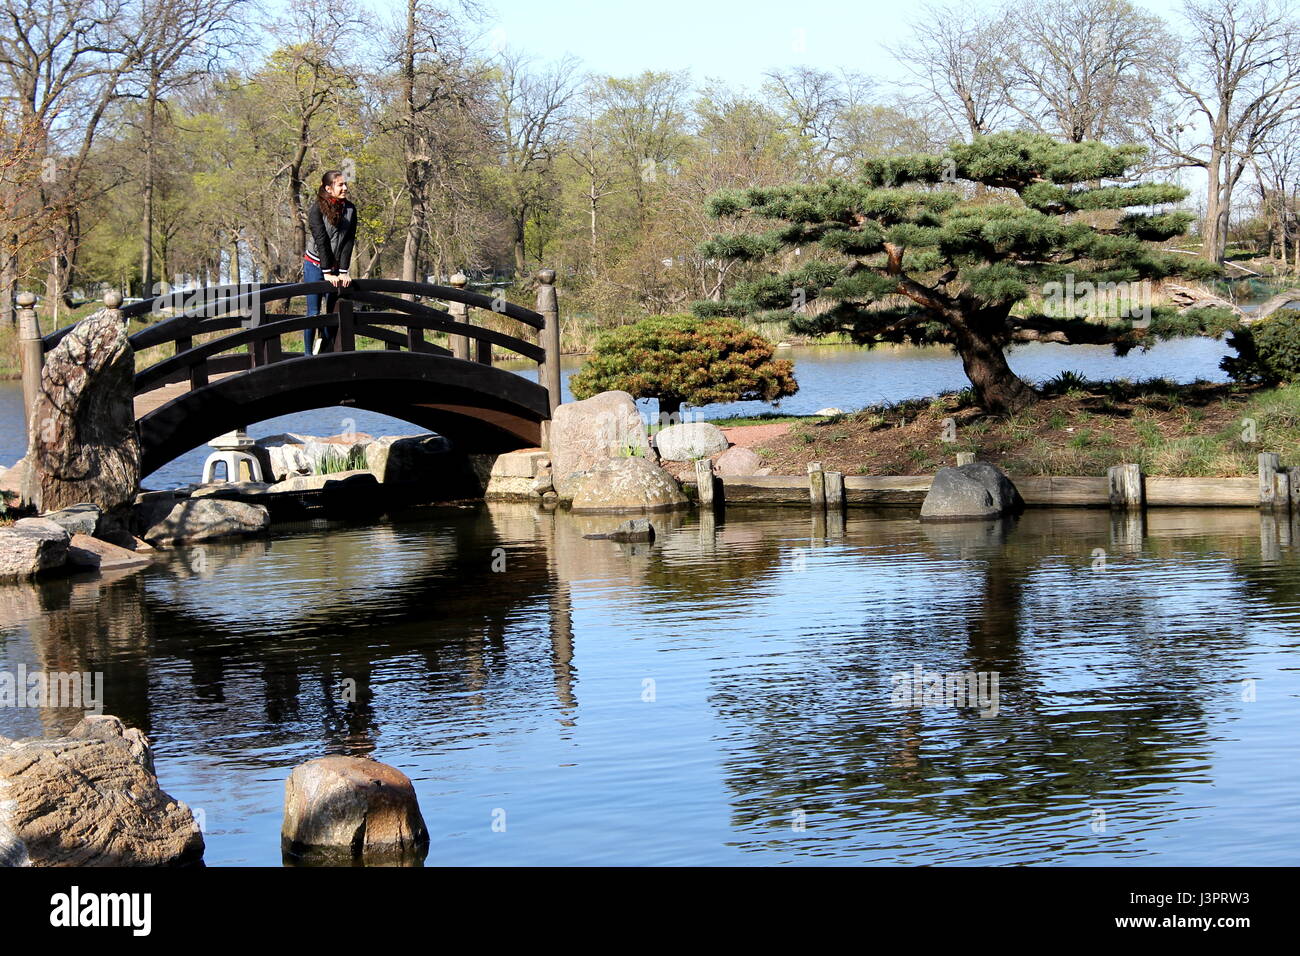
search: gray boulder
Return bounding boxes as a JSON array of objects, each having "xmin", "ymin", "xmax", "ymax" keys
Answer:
[
  {"xmin": 549, "ymin": 391, "xmax": 651, "ymax": 497},
  {"xmin": 654, "ymin": 421, "xmax": 729, "ymax": 461},
  {"xmin": 143, "ymin": 498, "xmax": 270, "ymax": 546},
  {"xmin": 364, "ymin": 434, "xmax": 451, "ymax": 483},
  {"xmin": 714, "ymin": 445, "xmax": 769, "ymax": 476},
  {"xmin": 920, "ymin": 462, "xmax": 1024, "ymax": 522},
  {"xmin": 0, "ymin": 517, "xmax": 71, "ymax": 580},
  {"xmin": 66, "ymin": 533, "xmax": 152, "ymax": 573},
  {"xmin": 42, "ymin": 502, "xmax": 102, "ymax": 537},
  {"xmin": 23, "ymin": 311, "xmax": 140, "ymax": 513},
  {"xmin": 583, "ymin": 517, "xmax": 656, "ymax": 542},
  {"xmin": 0, "ymin": 715, "xmax": 204, "ymax": 867},
  {"xmin": 570, "ymin": 458, "xmax": 688, "ymax": 513}
]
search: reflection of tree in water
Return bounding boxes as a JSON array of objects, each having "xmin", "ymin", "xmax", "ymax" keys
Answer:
[
  {"xmin": 17, "ymin": 508, "xmax": 562, "ymax": 760},
  {"xmin": 708, "ymin": 512, "xmax": 1259, "ymax": 855}
]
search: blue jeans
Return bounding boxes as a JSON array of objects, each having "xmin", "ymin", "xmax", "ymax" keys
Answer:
[{"xmin": 303, "ymin": 259, "xmax": 335, "ymax": 354}]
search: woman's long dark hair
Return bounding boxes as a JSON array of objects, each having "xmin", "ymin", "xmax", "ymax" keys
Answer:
[{"xmin": 316, "ymin": 170, "xmax": 344, "ymax": 225}]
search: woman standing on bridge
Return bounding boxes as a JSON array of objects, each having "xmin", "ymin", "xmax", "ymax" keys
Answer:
[{"xmin": 303, "ymin": 169, "xmax": 357, "ymax": 354}]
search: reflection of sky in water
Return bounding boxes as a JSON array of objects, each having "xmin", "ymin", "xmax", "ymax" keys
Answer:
[{"xmin": 4, "ymin": 507, "xmax": 1295, "ymax": 866}]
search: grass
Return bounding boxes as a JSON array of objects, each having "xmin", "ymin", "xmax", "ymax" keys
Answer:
[
  {"xmin": 747, "ymin": 377, "xmax": 1300, "ymax": 478},
  {"xmin": 313, "ymin": 446, "xmax": 368, "ymax": 475}
]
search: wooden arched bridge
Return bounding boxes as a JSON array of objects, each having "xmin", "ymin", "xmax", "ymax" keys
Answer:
[{"xmin": 22, "ymin": 275, "xmax": 563, "ymax": 477}]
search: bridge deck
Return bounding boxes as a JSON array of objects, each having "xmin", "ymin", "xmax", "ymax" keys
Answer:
[{"xmin": 134, "ymin": 373, "xmax": 239, "ymax": 419}]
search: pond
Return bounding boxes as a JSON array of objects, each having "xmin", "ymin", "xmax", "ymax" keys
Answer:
[
  {"xmin": 1, "ymin": 504, "xmax": 1296, "ymax": 865},
  {"xmin": 1, "ymin": 336, "xmax": 1233, "ymax": 488}
]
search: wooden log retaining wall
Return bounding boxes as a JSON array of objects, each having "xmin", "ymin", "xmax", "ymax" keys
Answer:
[{"xmin": 684, "ymin": 459, "xmax": 1286, "ymax": 511}]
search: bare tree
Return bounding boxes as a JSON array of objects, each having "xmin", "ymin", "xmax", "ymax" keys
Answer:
[
  {"xmin": 1149, "ymin": 0, "xmax": 1300, "ymax": 263},
  {"xmin": 893, "ymin": 4, "xmax": 1012, "ymax": 142},
  {"xmin": 491, "ymin": 48, "xmax": 578, "ymax": 275},
  {"xmin": 0, "ymin": 0, "xmax": 143, "ymax": 319},
  {"xmin": 761, "ymin": 66, "xmax": 872, "ymax": 176},
  {"xmin": 125, "ymin": 0, "xmax": 248, "ymax": 295},
  {"xmin": 1005, "ymin": 0, "xmax": 1172, "ymax": 143}
]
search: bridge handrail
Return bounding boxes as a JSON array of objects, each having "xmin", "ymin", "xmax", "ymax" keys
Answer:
[
  {"xmin": 20, "ymin": 270, "xmax": 564, "ymax": 425},
  {"xmin": 40, "ymin": 278, "xmax": 546, "ymax": 351}
]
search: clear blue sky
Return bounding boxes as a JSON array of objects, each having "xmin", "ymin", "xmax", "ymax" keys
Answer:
[{"xmin": 473, "ymin": 0, "xmax": 1193, "ymax": 93}]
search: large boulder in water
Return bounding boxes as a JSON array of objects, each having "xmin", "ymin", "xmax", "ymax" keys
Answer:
[
  {"xmin": 143, "ymin": 498, "xmax": 270, "ymax": 546},
  {"xmin": 281, "ymin": 756, "xmax": 429, "ymax": 864},
  {"xmin": 569, "ymin": 457, "xmax": 688, "ymax": 513},
  {"xmin": 0, "ymin": 715, "xmax": 204, "ymax": 867},
  {"xmin": 23, "ymin": 310, "xmax": 140, "ymax": 514},
  {"xmin": 920, "ymin": 462, "xmax": 1024, "ymax": 522},
  {"xmin": 549, "ymin": 391, "xmax": 651, "ymax": 497}
]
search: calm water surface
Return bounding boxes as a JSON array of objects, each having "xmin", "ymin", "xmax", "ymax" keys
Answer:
[{"xmin": 1, "ymin": 504, "xmax": 1296, "ymax": 866}]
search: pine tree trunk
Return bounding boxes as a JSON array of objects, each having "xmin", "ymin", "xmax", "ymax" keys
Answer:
[{"xmin": 950, "ymin": 308, "xmax": 1037, "ymax": 415}]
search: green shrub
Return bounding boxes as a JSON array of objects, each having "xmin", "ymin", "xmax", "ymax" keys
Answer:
[
  {"xmin": 1223, "ymin": 310, "xmax": 1300, "ymax": 384},
  {"xmin": 569, "ymin": 313, "xmax": 798, "ymax": 418}
]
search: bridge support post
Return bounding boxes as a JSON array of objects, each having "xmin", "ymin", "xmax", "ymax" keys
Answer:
[
  {"xmin": 536, "ymin": 269, "xmax": 562, "ymax": 415},
  {"xmin": 447, "ymin": 273, "xmax": 470, "ymax": 360},
  {"xmin": 17, "ymin": 291, "xmax": 41, "ymax": 440}
]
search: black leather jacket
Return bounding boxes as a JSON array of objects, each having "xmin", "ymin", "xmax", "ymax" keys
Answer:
[{"xmin": 304, "ymin": 200, "xmax": 356, "ymax": 274}]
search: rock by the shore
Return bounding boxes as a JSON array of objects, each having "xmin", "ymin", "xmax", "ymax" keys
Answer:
[
  {"xmin": 583, "ymin": 517, "xmax": 656, "ymax": 542},
  {"xmin": 654, "ymin": 421, "xmax": 729, "ymax": 462},
  {"xmin": 189, "ymin": 481, "xmax": 271, "ymax": 499},
  {"xmin": 0, "ymin": 715, "xmax": 204, "ymax": 867},
  {"xmin": 0, "ymin": 517, "xmax": 70, "ymax": 580},
  {"xmin": 485, "ymin": 449, "xmax": 551, "ymax": 500},
  {"xmin": 267, "ymin": 469, "xmax": 372, "ymax": 494},
  {"xmin": 815, "ymin": 407, "xmax": 845, "ymax": 416},
  {"xmin": 0, "ymin": 458, "xmax": 25, "ymax": 501},
  {"xmin": 24, "ymin": 311, "xmax": 140, "ymax": 514},
  {"xmin": 920, "ymin": 462, "xmax": 1024, "ymax": 522},
  {"xmin": 42, "ymin": 502, "xmax": 103, "ymax": 537},
  {"xmin": 570, "ymin": 457, "xmax": 689, "ymax": 513},
  {"xmin": 66, "ymin": 533, "xmax": 152, "ymax": 573},
  {"xmin": 549, "ymin": 391, "xmax": 651, "ymax": 497},
  {"xmin": 281, "ymin": 756, "xmax": 429, "ymax": 864},
  {"xmin": 364, "ymin": 434, "xmax": 452, "ymax": 483},
  {"xmin": 714, "ymin": 445, "xmax": 768, "ymax": 476},
  {"xmin": 143, "ymin": 498, "xmax": 270, "ymax": 546}
]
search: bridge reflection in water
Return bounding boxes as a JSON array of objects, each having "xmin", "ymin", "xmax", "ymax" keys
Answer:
[{"xmin": 2, "ymin": 505, "xmax": 1298, "ymax": 865}]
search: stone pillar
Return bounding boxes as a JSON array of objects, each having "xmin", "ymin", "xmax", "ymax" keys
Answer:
[
  {"xmin": 17, "ymin": 291, "xmax": 41, "ymax": 439},
  {"xmin": 447, "ymin": 272, "xmax": 471, "ymax": 361},
  {"xmin": 536, "ymin": 269, "xmax": 562, "ymax": 415}
]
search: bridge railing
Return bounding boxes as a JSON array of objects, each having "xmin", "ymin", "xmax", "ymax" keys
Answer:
[{"xmin": 29, "ymin": 272, "xmax": 565, "ymax": 420}]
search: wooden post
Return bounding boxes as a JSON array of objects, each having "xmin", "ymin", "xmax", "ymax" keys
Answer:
[
  {"xmin": 1107, "ymin": 462, "xmax": 1144, "ymax": 510},
  {"xmin": 447, "ymin": 272, "xmax": 469, "ymax": 360},
  {"xmin": 16, "ymin": 291, "xmax": 41, "ymax": 438},
  {"xmin": 825, "ymin": 470, "xmax": 844, "ymax": 510},
  {"xmin": 694, "ymin": 457, "xmax": 716, "ymax": 511},
  {"xmin": 956, "ymin": 452, "xmax": 976, "ymax": 466},
  {"xmin": 536, "ymin": 269, "xmax": 562, "ymax": 415},
  {"xmin": 335, "ymin": 296, "xmax": 355, "ymax": 352},
  {"xmin": 808, "ymin": 460, "xmax": 826, "ymax": 510},
  {"xmin": 1259, "ymin": 452, "xmax": 1288, "ymax": 511}
]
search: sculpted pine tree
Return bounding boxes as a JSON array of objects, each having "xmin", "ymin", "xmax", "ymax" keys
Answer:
[
  {"xmin": 569, "ymin": 314, "xmax": 797, "ymax": 419},
  {"xmin": 695, "ymin": 131, "xmax": 1221, "ymax": 414}
]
